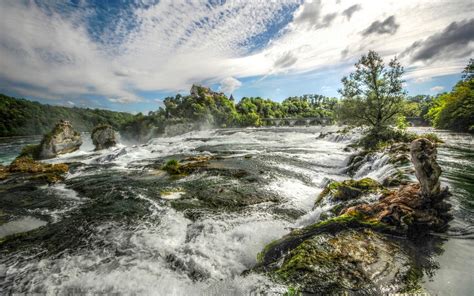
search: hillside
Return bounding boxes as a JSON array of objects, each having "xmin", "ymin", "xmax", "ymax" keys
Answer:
[{"xmin": 0, "ymin": 94, "xmax": 135, "ymax": 137}]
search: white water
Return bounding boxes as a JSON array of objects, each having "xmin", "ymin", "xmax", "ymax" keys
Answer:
[
  {"xmin": 0, "ymin": 217, "xmax": 47, "ymax": 239},
  {"xmin": 2, "ymin": 126, "xmax": 405, "ymax": 295}
]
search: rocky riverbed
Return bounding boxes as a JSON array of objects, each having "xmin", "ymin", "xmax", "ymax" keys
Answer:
[{"xmin": 0, "ymin": 126, "xmax": 473, "ymax": 295}]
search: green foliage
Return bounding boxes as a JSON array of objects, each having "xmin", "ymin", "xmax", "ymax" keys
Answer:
[
  {"xmin": 121, "ymin": 85, "xmax": 338, "ymax": 139},
  {"xmin": 283, "ymin": 286, "xmax": 302, "ymax": 296},
  {"xmin": 338, "ymin": 50, "xmax": 406, "ymax": 133},
  {"xmin": 162, "ymin": 159, "xmax": 182, "ymax": 175},
  {"xmin": 354, "ymin": 127, "xmax": 442, "ymax": 150},
  {"xmin": 0, "ymin": 93, "xmax": 135, "ymax": 137},
  {"xmin": 427, "ymin": 79, "xmax": 473, "ymax": 133},
  {"xmin": 396, "ymin": 115, "xmax": 409, "ymax": 130},
  {"xmin": 356, "ymin": 127, "xmax": 415, "ymax": 150},
  {"xmin": 406, "ymin": 95, "xmax": 434, "ymax": 123}
]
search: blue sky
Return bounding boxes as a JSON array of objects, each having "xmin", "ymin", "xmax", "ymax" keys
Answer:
[{"xmin": 0, "ymin": 0, "xmax": 472, "ymax": 113}]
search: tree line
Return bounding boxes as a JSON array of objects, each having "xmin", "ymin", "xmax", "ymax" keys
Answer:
[
  {"xmin": 0, "ymin": 95, "xmax": 135, "ymax": 137},
  {"xmin": 1, "ymin": 54, "xmax": 472, "ymax": 141}
]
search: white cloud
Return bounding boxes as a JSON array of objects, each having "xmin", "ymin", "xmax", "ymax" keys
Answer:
[
  {"xmin": 414, "ymin": 77, "xmax": 432, "ymax": 84},
  {"xmin": 430, "ymin": 86, "xmax": 445, "ymax": 92},
  {"xmin": 219, "ymin": 77, "xmax": 242, "ymax": 94},
  {"xmin": 0, "ymin": 0, "xmax": 472, "ymax": 103}
]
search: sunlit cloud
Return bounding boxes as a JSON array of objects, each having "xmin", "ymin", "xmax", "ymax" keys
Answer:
[{"xmin": 0, "ymin": 0, "xmax": 472, "ymax": 108}]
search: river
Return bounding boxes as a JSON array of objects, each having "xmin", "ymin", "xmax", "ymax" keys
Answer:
[{"xmin": 0, "ymin": 126, "xmax": 472, "ymax": 295}]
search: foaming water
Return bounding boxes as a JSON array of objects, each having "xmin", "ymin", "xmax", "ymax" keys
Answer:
[
  {"xmin": 1, "ymin": 126, "xmax": 473, "ymax": 295},
  {"xmin": 0, "ymin": 217, "xmax": 47, "ymax": 238}
]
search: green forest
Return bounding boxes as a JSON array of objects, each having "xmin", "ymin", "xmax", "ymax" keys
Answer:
[
  {"xmin": 0, "ymin": 59, "xmax": 472, "ymax": 139},
  {"xmin": 0, "ymin": 94, "xmax": 135, "ymax": 137}
]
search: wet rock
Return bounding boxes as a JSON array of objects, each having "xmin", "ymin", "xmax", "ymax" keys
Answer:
[
  {"xmin": 91, "ymin": 124, "xmax": 118, "ymax": 150},
  {"xmin": 390, "ymin": 153, "xmax": 410, "ymax": 165},
  {"xmin": 344, "ymin": 151, "xmax": 370, "ymax": 176},
  {"xmin": 161, "ymin": 156, "xmax": 214, "ymax": 176},
  {"xmin": 339, "ymin": 139, "xmax": 451, "ymax": 234},
  {"xmin": 410, "ymin": 138, "xmax": 441, "ymax": 197},
  {"xmin": 0, "ymin": 165, "xmax": 8, "ymax": 180},
  {"xmin": 343, "ymin": 183, "xmax": 452, "ymax": 234},
  {"xmin": 315, "ymin": 177, "xmax": 383, "ymax": 206},
  {"xmin": 253, "ymin": 213, "xmax": 423, "ymax": 294},
  {"xmin": 4, "ymin": 156, "xmax": 69, "ymax": 184},
  {"xmin": 254, "ymin": 138, "xmax": 451, "ymax": 294},
  {"xmin": 266, "ymin": 229, "xmax": 410, "ymax": 294},
  {"xmin": 38, "ymin": 120, "xmax": 82, "ymax": 159}
]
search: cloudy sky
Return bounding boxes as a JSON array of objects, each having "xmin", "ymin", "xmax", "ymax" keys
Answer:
[{"xmin": 0, "ymin": 0, "xmax": 473, "ymax": 112}]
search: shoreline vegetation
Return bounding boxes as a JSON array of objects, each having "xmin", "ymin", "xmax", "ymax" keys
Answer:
[
  {"xmin": 1, "ymin": 57, "xmax": 472, "ymax": 142},
  {"xmin": 0, "ymin": 51, "xmax": 472, "ymax": 294}
]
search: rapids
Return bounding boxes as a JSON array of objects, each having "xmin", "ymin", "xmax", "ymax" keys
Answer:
[{"xmin": 0, "ymin": 126, "xmax": 473, "ymax": 295}]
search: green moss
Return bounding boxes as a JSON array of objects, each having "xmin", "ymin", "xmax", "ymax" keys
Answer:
[
  {"xmin": 257, "ymin": 239, "xmax": 280, "ymax": 263},
  {"xmin": 257, "ymin": 212, "xmax": 390, "ymax": 265},
  {"xmin": 162, "ymin": 159, "xmax": 184, "ymax": 176},
  {"xmin": 275, "ymin": 238, "xmax": 335, "ymax": 281},
  {"xmin": 283, "ymin": 286, "xmax": 301, "ymax": 296},
  {"xmin": 399, "ymin": 265, "xmax": 424, "ymax": 293},
  {"xmin": 7, "ymin": 156, "xmax": 68, "ymax": 183},
  {"xmin": 317, "ymin": 178, "xmax": 383, "ymax": 204}
]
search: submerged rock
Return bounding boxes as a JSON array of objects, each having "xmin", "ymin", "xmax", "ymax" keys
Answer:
[
  {"xmin": 410, "ymin": 138, "xmax": 441, "ymax": 197},
  {"xmin": 91, "ymin": 124, "xmax": 118, "ymax": 150},
  {"xmin": 37, "ymin": 120, "xmax": 82, "ymax": 159}
]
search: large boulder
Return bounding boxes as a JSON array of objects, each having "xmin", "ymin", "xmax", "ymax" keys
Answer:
[
  {"xmin": 410, "ymin": 138, "xmax": 441, "ymax": 197},
  {"xmin": 91, "ymin": 124, "xmax": 118, "ymax": 150},
  {"xmin": 254, "ymin": 214, "xmax": 432, "ymax": 294},
  {"xmin": 38, "ymin": 120, "xmax": 82, "ymax": 159}
]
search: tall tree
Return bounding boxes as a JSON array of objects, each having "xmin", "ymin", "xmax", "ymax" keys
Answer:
[
  {"xmin": 338, "ymin": 50, "xmax": 406, "ymax": 134},
  {"xmin": 461, "ymin": 58, "xmax": 473, "ymax": 81}
]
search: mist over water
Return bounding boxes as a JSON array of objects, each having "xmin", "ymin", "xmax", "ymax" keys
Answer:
[{"xmin": 0, "ymin": 126, "xmax": 473, "ymax": 295}]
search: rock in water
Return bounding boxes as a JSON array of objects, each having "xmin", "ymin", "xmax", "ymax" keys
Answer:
[
  {"xmin": 410, "ymin": 138, "xmax": 441, "ymax": 197},
  {"xmin": 38, "ymin": 120, "xmax": 82, "ymax": 159},
  {"xmin": 91, "ymin": 124, "xmax": 118, "ymax": 150}
]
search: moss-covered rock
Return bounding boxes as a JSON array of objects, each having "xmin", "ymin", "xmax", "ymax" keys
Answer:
[
  {"xmin": 256, "ymin": 212, "xmax": 393, "ymax": 267},
  {"xmin": 162, "ymin": 159, "xmax": 183, "ymax": 175},
  {"xmin": 161, "ymin": 156, "xmax": 215, "ymax": 177},
  {"xmin": 37, "ymin": 120, "xmax": 82, "ymax": 159},
  {"xmin": 316, "ymin": 177, "xmax": 384, "ymax": 206},
  {"xmin": 272, "ymin": 229, "xmax": 410, "ymax": 294},
  {"xmin": 6, "ymin": 156, "xmax": 69, "ymax": 183},
  {"xmin": 254, "ymin": 213, "xmax": 432, "ymax": 294},
  {"xmin": 342, "ymin": 183, "xmax": 452, "ymax": 234}
]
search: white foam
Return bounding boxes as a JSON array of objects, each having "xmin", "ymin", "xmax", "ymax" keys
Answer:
[
  {"xmin": 0, "ymin": 216, "xmax": 47, "ymax": 238},
  {"xmin": 160, "ymin": 191, "xmax": 185, "ymax": 200}
]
